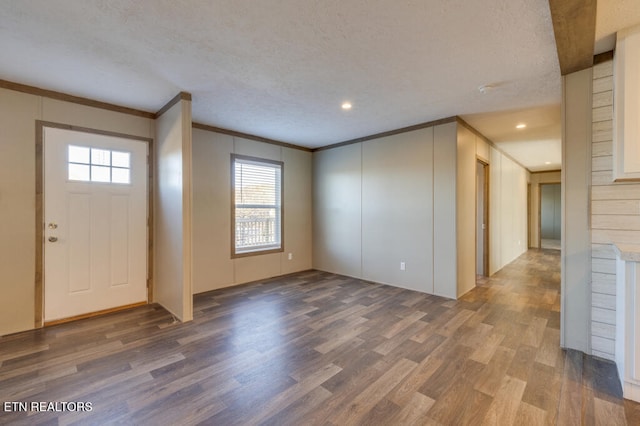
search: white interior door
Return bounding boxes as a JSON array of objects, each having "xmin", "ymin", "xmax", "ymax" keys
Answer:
[{"xmin": 44, "ymin": 127, "xmax": 148, "ymax": 322}]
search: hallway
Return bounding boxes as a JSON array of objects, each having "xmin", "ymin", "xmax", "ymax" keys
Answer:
[{"xmin": 0, "ymin": 249, "xmax": 639, "ymax": 424}]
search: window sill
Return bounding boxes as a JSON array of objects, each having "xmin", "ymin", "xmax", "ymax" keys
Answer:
[{"xmin": 231, "ymin": 247, "xmax": 284, "ymax": 259}]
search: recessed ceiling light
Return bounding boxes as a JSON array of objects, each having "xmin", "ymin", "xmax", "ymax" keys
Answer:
[
  {"xmin": 478, "ymin": 84, "xmax": 494, "ymax": 94},
  {"xmin": 545, "ymin": 161, "xmax": 551, "ymax": 165},
  {"xmin": 516, "ymin": 123, "xmax": 526, "ymax": 129},
  {"xmin": 341, "ymin": 102, "xmax": 352, "ymax": 110}
]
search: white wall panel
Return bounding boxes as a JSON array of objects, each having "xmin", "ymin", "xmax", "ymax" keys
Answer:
[
  {"xmin": 562, "ymin": 68, "xmax": 593, "ymax": 353},
  {"xmin": 361, "ymin": 128, "xmax": 434, "ymax": 293},
  {"xmin": 456, "ymin": 125, "xmax": 477, "ymax": 297},
  {"xmin": 432, "ymin": 123, "xmax": 458, "ymax": 298},
  {"xmin": 489, "ymin": 147, "xmax": 528, "ymax": 275},
  {"xmin": 313, "ymin": 144, "xmax": 362, "ymax": 278},
  {"xmin": 154, "ymin": 99, "xmax": 193, "ymax": 322},
  {"xmin": 191, "ymin": 130, "xmax": 235, "ymax": 292}
]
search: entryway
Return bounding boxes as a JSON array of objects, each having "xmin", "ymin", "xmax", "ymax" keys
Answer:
[
  {"xmin": 42, "ymin": 126, "xmax": 149, "ymax": 323},
  {"xmin": 540, "ymin": 183, "xmax": 561, "ymax": 250}
]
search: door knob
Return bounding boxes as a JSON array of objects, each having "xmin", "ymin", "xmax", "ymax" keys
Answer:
[
  {"xmin": 48, "ymin": 223, "xmax": 58, "ymax": 229},
  {"xmin": 48, "ymin": 236, "xmax": 58, "ymax": 242}
]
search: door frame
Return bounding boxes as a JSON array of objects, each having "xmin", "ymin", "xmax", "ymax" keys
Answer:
[
  {"xmin": 35, "ymin": 121, "xmax": 154, "ymax": 328},
  {"xmin": 538, "ymin": 181, "xmax": 561, "ymax": 248},
  {"xmin": 476, "ymin": 158, "xmax": 490, "ymax": 277}
]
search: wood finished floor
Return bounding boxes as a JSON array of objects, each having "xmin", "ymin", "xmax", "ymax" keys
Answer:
[{"xmin": 1, "ymin": 249, "xmax": 639, "ymax": 425}]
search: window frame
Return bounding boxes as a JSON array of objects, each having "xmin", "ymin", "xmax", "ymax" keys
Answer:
[{"xmin": 230, "ymin": 154, "xmax": 284, "ymax": 258}]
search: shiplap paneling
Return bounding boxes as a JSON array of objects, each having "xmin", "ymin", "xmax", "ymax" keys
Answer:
[
  {"xmin": 592, "ymin": 120, "xmax": 613, "ymax": 142},
  {"xmin": 592, "ymin": 229, "xmax": 640, "ymax": 245},
  {"xmin": 588, "ymin": 58, "xmax": 640, "ymax": 361},
  {"xmin": 592, "ymin": 171, "xmax": 613, "ymax": 186},
  {"xmin": 592, "ymin": 306, "xmax": 616, "ymax": 324},
  {"xmin": 590, "ymin": 59, "xmax": 618, "ymax": 360},
  {"xmin": 592, "ymin": 184, "xmax": 640, "ymax": 200},
  {"xmin": 592, "ymin": 156, "xmax": 613, "ymax": 172},
  {"xmin": 592, "ymin": 91, "xmax": 613, "ymax": 109},
  {"xmin": 592, "ymin": 258, "xmax": 616, "ymax": 274},
  {"xmin": 592, "ymin": 335, "xmax": 615, "ymax": 354},
  {"xmin": 592, "ymin": 322, "xmax": 616, "ymax": 339},
  {"xmin": 592, "ymin": 214, "xmax": 640, "ymax": 230},
  {"xmin": 592, "ymin": 273, "xmax": 616, "ymax": 295},
  {"xmin": 592, "ymin": 292, "xmax": 616, "ymax": 310},
  {"xmin": 591, "ymin": 243, "xmax": 616, "ymax": 259},
  {"xmin": 592, "ymin": 142, "xmax": 613, "ymax": 157},
  {"xmin": 593, "ymin": 76, "xmax": 613, "ymax": 94},
  {"xmin": 593, "ymin": 106, "xmax": 613, "ymax": 123},
  {"xmin": 592, "ymin": 200, "xmax": 640, "ymax": 215}
]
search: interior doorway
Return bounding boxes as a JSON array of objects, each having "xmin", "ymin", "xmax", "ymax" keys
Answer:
[
  {"xmin": 540, "ymin": 183, "xmax": 561, "ymax": 250},
  {"xmin": 476, "ymin": 160, "xmax": 489, "ymax": 276}
]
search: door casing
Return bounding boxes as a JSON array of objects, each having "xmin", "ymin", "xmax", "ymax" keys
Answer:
[{"xmin": 35, "ymin": 121, "xmax": 154, "ymax": 327}]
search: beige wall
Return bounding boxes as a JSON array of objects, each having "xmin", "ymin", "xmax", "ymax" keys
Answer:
[
  {"xmin": 529, "ymin": 171, "xmax": 562, "ymax": 248},
  {"xmin": 313, "ymin": 121, "xmax": 528, "ymax": 298},
  {"xmin": 361, "ymin": 128, "xmax": 435, "ymax": 294},
  {"xmin": 313, "ymin": 125, "xmax": 456, "ymax": 296},
  {"xmin": 0, "ymin": 85, "xmax": 529, "ymax": 335},
  {"xmin": 313, "ymin": 143, "xmax": 363, "ymax": 279},
  {"xmin": 432, "ymin": 123, "xmax": 458, "ymax": 298},
  {"xmin": 191, "ymin": 129, "xmax": 312, "ymax": 293},
  {"xmin": 154, "ymin": 99, "xmax": 193, "ymax": 321},
  {"xmin": 0, "ymin": 88, "xmax": 153, "ymax": 336},
  {"xmin": 457, "ymin": 125, "xmax": 478, "ymax": 296},
  {"xmin": 479, "ymin": 140, "xmax": 528, "ymax": 276}
]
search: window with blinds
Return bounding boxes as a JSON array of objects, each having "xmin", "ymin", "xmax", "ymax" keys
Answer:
[{"xmin": 231, "ymin": 154, "xmax": 283, "ymax": 256}]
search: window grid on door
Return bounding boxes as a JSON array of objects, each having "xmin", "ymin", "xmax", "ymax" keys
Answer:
[{"xmin": 68, "ymin": 145, "xmax": 131, "ymax": 184}]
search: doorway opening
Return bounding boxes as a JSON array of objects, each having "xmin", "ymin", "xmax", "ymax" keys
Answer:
[
  {"xmin": 35, "ymin": 122, "xmax": 153, "ymax": 327},
  {"xmin": 476, "ymin": 160, "xmax": 489, "ymax": 276},
  {"xmin": 539, "ymin": 183, "xmax": 561, "ymax": 250}
]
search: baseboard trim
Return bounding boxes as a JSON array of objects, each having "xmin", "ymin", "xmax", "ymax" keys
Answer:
[{"xmin": 44, "ymin": 301, "xmax": 148, "ymax": 326}]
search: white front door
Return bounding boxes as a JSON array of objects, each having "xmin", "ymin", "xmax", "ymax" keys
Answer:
[{"xmin": 44, "ymin": 127, "xmax": 148, "ymax": 322}]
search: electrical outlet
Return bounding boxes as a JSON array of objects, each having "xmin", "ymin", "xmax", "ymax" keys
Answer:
[
  {"xmin": 288, "ymin": 253, "xmax": 293, "ymax": 260},
  {"xmin": 400, "ymin": 262, "xmax": 406, "ymax": 271}
]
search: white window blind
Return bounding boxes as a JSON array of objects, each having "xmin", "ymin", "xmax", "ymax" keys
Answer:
[{"xmin": 233, "ymin": 155, "xmax": 283, "ymax": 255}]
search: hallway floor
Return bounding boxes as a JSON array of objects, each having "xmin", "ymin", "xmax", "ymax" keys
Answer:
[
  {"xmin": 1, "ymin": 249, "xmax": 639, "ymax": 424},
  {"xmin": 541, "ymin": 239, "xmax": 561, "ymax": 250}
]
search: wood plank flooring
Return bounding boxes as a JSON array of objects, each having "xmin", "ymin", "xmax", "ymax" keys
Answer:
[{"xmin": 1, "ymin": 249, "xmax": 639, "ymax": 425}]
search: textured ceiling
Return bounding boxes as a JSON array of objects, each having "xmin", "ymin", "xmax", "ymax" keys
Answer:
[{"xmin": 0, "ymin": 1, "xmax": 560, "ymax": 152}]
